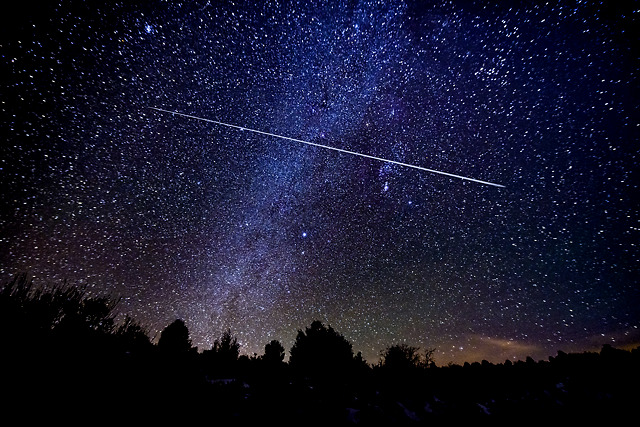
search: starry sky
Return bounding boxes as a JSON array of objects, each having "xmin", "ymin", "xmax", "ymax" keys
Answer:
[{"xmin": 1, "ymin": 0, "xmax": 638, "ymax": 365}]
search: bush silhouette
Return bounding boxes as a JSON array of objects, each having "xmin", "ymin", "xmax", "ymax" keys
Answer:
[
  {"xmin": 114, "ymin": 315, "xmax": 152, "ymax": 353},
  {"xmin": 0, "ymin": 273, "xmax": 122, "ymax": 356},
  {"xmin": 0, "ymin": 274, "xmax": 154, "ymax": 409}
]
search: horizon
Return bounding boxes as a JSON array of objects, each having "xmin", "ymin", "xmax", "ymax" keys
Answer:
[{"xmin": 5, "ymin": 272, "xmax": 637, "ymax": 367}]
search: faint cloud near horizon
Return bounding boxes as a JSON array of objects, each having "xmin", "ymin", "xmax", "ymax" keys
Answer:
[
  {"xmin": 439, "ymin": 335, "xmax": 548, "ymax": 365},
  {"xmin": 439, "ymin": 327, "xmax": 640, "ymax": 365}
]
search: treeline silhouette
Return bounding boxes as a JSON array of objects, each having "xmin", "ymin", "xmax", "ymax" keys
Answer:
[{"xmin": 1, "ymin": 274, "xmax": 638, "ymax": 424}]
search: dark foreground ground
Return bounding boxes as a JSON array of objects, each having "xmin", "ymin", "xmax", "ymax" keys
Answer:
[
  {"xmin": 1, "ymin": 277, "xmax": 637, "ymax": 424},
  {"xmin": 4, "ymin": 347, "xmax": 638, "ymax": 425}
]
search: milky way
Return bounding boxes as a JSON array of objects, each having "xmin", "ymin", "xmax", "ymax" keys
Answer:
[{"xmin": 1, "ymin": 1, "xmax": 638, "ymax": 364}]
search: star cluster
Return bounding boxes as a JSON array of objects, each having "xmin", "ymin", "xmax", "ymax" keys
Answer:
[{"xmin": 1, "ymin": 0, "xmax": 638, "ymax": 364}]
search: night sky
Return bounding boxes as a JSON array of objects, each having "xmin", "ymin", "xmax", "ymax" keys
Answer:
[{"xmin": 1, "ymin": 0, "xmax": 638, "ymax": 365}]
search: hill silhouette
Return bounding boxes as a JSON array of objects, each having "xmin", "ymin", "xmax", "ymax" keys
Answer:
[{"xmin": 1, "ymin": 274, "xmax": 638, "ymax": 424}]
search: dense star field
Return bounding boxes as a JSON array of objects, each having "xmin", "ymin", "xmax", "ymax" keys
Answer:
[{"xmin": 1, "ymin": 1, "xmax": 638, "ymax": 365}]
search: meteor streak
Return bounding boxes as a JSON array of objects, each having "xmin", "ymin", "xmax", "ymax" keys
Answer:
[{"xmin": 148, "ymin": 107, "xmax": 505, "ymax": 188}]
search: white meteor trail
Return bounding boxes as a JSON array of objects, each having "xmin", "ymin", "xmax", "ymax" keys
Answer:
[{"xmin": 148, "ymin": 107, "xmax": 505, "ymax": 188}]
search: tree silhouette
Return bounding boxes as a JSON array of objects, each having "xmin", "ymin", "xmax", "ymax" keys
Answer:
[
  {"xmin": 263, "ymin": 339, "xmax": 285, "ymax": 364},
  {"xmin": 212, "ymin": 328, "xmax": 240, "ymax": 363},
  {"xmin": 380, "ymin": 344, "xmax": 436, "ymax": 372},
  {"xmin": 289, "ymin": 320, "xmax": 354, "ymax": 378},
  {"xmin": 202, "ymin": 328, "xmax": 240, "ymax": 377},
  {"xmin": 157, "ymin": 319, "xmax": 192, "ymax": 355},
  {"xmin": 380, "ymin": 344, "xmax": 421, "ymax": 371}
]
